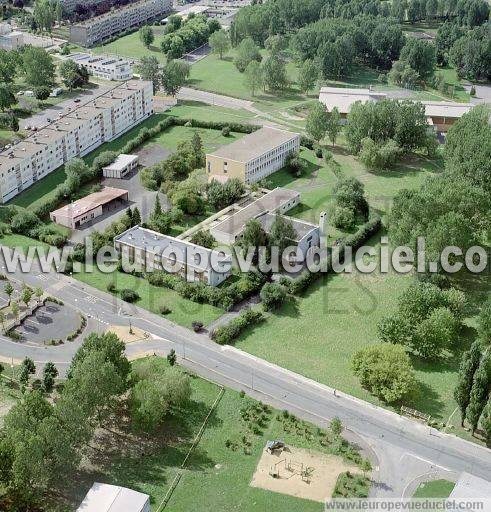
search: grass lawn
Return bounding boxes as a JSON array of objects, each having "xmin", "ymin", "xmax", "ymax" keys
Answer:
[
  {"xmin": 413, "ymin": 479, "xmax": 455, "ymax": 498},
  {"xmin": 75, "ymin": 266, "xmax": 223, "ymax": 328},
  {"xmin": 165, "ymin": 100, "xmax": 256, "ymax": 123},
  {"xmin": 92, "ymin": 26, "xmax": 167, "ymax": 64},
  {"xmin": 0, "ymin": 234, "xmax": 51, "ymax": 253},
  {"xmin": 86, "ymin": 357, "xmax": 363, "ymax": 512}
]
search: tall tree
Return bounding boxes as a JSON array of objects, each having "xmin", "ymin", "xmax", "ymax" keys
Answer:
[
  {"xmin": 136, "ymin": 56, "xmax": 160, "ymax": 94},
  {"xmin": 454, "ymin": 340, "xmax": 482, "ymax": 426},
  {"xmin": 306, "ymin": 101, "xmax": 328, "ymax": 142},
  {"xmin": 139, "ymin": 25, "xmax": 154, "ymax": 49},
  {"xmin": 268, "ymin": 215, "xmax": 297, "ymax": 254},
  {"xmin": 22, "ymin": 47, "xmax": 55, "ymax": 89},
  {"xmin": 161, "ymin": 59, "xmax": 190, "ymax": 96},
  {"xmin": 399, "ymin": 38, "xmax": 436, "ymax": 81},
  {"xmin": 326, "ymin": 107, "xmax": 341, "ymax": 146},
  {"xmin": 244, "ymin": 60, "xmax": 263, "ymax": 96},
  {"xmin": 297, "ymin": 59, "xmax": 318, "ymax": 95},
  {"xmin": 466, "ymin": 352, "xmax": 490, "ymax": 434},
  {"xmin": 209, "ymin": 29, "xmax": 230, "ymax": 59},
  {"xmin": 0, "ymin": 83, "xmax": 15, "ymax": 111}
]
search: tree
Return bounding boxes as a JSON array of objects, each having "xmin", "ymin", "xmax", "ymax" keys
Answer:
[
  {"xmin": 234, "ymin": 37, "xmax": 262, "ymax": 72},
  {"xmin": 454, "ymin": 340, "xmax": 482, "ymax": 426},
  {"xmin": 399, "ymin": 38, "xmax": 436, "ymax": 81},
  {"xmin": 244, "ymin": 60, "xmax": 263, "ymax": 96},
  {"xmin": 297, "ymin": 59, "xmax": 318, "ymax": 94},
  {"xmin": 34, "ymin": 287, "xmax": 43, "ymax": 304},
  {"xmin": 33, "ymin": 0, "xmax": 55, "ymax": 33},
  {"xmin": 444, "ymin": 105, "xmax": 491, "ymax": 194},
  {"xmin": 326, "ymin": 107, "xmax": 341, "ymax": 146},
  {"xmin": 413, "ymin": 307, "xmax": 458, "ymax": 359},
  {"xmin": 466, "ymin": 353, "xmax": 490, "ymax": 434},
  {"xmin": 209, "ymin": 29, "xmax": 230, "ymax": 59},
  {"xmin": 34, "ymin": 86, "xmax": 51, "ymax": 105},
  {"xmin": 0, "ymin": 311, "xmax": 5, "ymax": 332},
  {"xmin": 135, "ymin": 56, "xmax": 160, "ymax": 94},
  {"xmin": 481, "ymin": 399, "xmax": 491, "ymax": 444},
  {"xmin": 22, "ymin": 47, "xmax": 55, "ymax": 89},
  {"xmin": 19, "ymin": 357, "xmax": 35, "ymax": 386},
  {"xmin": 0, "ymin": 50, "xmax": 18, "ymax": 83},
  {"xmin": 167, "ymin": 349, "xmax": 176, "ymax": 366},
  {"xmin": 239, "ymin": 219, "xmax": 267, "ymax": 264},
  {"xmin": 330, "ymin": 417, "xmax": 343, "ymax": 437},
  {"xmin": 352, "ymin": 344, "xmax": 417, "ymax": 403},
  {"xmin": 42, "ymin": 362, "xmax": 58, "ymax": 392},
  {"xmin": 477, "ymin": 302, "xmax": 491, "ymax": 345},
  {"xmin": 449, "ymin": 25, "xmax": 490, "ymax": 81},
  {"xmin": 139, "ymin": 25, "xmax": 154, "ymax": 49},
  {"xmin": 268, "ymin": 215, "xmax": 297, "ymax": 254},
  {"xmin": 11, "ymin": 301, "xmax": 19, "ymax": 323},
  {"xmin": 132, "ymin": 207, "xmax": 141, "ymax": 225},
  {"xmin": 260, "ymin": 283, "xmax": 288, "ymax": 311},
  {"xmin": 360, "ymin": 458, "xmax": 372, "ymax": 477},
  {"xmin": 21, "ymin": 287, "xmax": 32, "ymax": 309},
  {"xmin": 388, "ymin": 60, "xmax": 420, "ymax": 88},
  {"xmin": 262, "ymin": 54, "xmax": 288, "ymax": 91},
  {"xmin": 190, "ymin": 230, "xmax": 216, "ymax": 249},
  {"xmin": 161, "ymin": 59, "xmax": 190, "ymax": 96},
  {"xmin": 0, "ymin": 83, "xmax": 15, "ymax": 111},
  {"xmin": 59, "ymin": 59, "xmax": 88, "ymax": 90},
  {"xmin": 206, "ymin": 178, "xmax": 245, "ymax": 210},
  {"xmin": 359, "ymin": 137, "xmax": 402, "ymax": 171},
  {"xmin": 4, "ymin": 282, "xmax": 13, "ymax": 306},
  {"xmin": 306, "ymin": 101, "xmax": 328, "ymax": 142}
]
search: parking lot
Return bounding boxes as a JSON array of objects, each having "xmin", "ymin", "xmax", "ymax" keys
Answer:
[{"xmin": 15, "ymin": 301, "xmax": 82, "ymax": 346}]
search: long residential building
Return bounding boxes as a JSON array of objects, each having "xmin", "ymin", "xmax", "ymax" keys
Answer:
[
  {"xmin": 114, "ymin": 225, "xmax": 232, "ymax": 286},
  {"xmin": 61, "ymin": 0, "xmax": 108, "ymax": 14},
  {"xmin": 0, "ymin": 80, "xmax": 153, "ymax": 203},
  {"xmin": 206, "ymin": 127, "xmax": 300, "ymax": 185},
  {"xmin": 69, "ymin": 0, "xmax": 172, "ymax": 47}
]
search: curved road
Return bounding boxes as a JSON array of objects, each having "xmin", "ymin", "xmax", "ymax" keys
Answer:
[{"xmin": 0, "ymin": 249, "xmax": 490, "ymax": 497}]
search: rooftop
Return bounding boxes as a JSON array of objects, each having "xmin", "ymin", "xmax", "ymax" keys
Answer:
[
  {"xmin": 256, "ymin": 212, "xmax": 317, "ymax": 242},
  {"xmin": 103, "ymin": 154, "xmax": 138, "ymax": 172},
  {"xmin": 115, "ymin": 225, "xmax": 232, "ymax": 271},
  {"xmin": 70, "ymin": 52, "xmax": 131, "ymax": 70},
  {"xmin": 421, "ymin": 100, "xmax": 473, "ymax": 118},
  {"xmin": 76, "ymin": 482, "xmax": 149, "ymax": 512},
  {"xmin": 51, "ymin": 187, "xmax": 128, "ymax": 219},
  {"xmin": 212, "ymin": 188, "xmax": 300, "ymax": 237},
  {"xmin": 318, "ymin": 87, "xmax": 387, "ymax": 114},
  {"xmin": 208, "ymin": 127, "xmax": 299, "ymax": 163},
  {"xmin": 75, "ymin": 0, "xmax": 163, "ymax": 27}
]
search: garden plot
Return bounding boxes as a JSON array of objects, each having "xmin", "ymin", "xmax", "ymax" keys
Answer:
[{"xmin": 250, "ymin": 446, "xmax": 361, "ymax": 502}]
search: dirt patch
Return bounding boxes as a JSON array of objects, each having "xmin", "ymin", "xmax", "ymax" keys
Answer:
[
  {"xmin": 106, "ymin": 325, "xmax": 150, "ymax": 344},
  {"xmin": 250, "ymin": 446, "xmax": 361, "ymax": 502},
  {"xmin": 136, "ymin": 143, "xmax": 170, "ymax": 167}
]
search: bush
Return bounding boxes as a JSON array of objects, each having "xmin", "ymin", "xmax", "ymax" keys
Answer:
[
  {"xmin": 121, "ymin": 289, "xmax": 140, "ymax": 303},
  {"xmin": 212, "ymin": 308, "xmax": 264, "ymax": 345},
  {"xmin": 192, "ymin": 320, "xmax": 204, "ymax": 332},
  {"xmin": 10, "ymin": 211, "xmax": 40, "ymax": 234},
  {"xmin": 315, "ymin": 146, "xmax": 323, "ymax": 158},
  {"xmin": 222, "ymin": 125, "xmax": 231, "ymax": 137},
  {"xmin": 107, "ymin": 281, "xmax": 116, "ymax": 293},
  {"xmin": 260, "ymin": 282, "xmax": 288, "ymax": 311},
  {"xmin": 331, "ymin": 205, "xmax": 356, "ymax": 230},
  {"xmin": 160, "ymin": 304, "xmax": 172, "ymax": 315}
]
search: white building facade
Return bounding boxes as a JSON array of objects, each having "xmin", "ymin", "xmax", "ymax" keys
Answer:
[
  {"xmin": 0, "ymin": 80, "xmax": 153, "ymax": 203},
  {"xmin": 69, "ymin": 0, "xmax": 172, "ymax": 47},
  {"xmin": 69, "ymin": 53, "xmax": 133, "ymax": 81}
]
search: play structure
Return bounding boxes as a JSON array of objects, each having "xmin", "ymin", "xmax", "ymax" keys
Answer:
[{"xmin": 269, "ymin": 457, "xmax": 315, "ymax": 483}]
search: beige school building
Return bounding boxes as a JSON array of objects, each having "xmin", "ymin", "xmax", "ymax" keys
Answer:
[{"xmin": 206, "ymin": 127, "xmax": 300, "ymax": 185}]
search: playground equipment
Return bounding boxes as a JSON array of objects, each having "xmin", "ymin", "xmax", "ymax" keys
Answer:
[{"xmin": 269, "ymin": 458, "xmax": 315, "ymax": 483}]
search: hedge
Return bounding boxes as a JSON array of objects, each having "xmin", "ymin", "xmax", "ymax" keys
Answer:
[
  {"xmin": 289, "ymin": 216, "xmax": 382, "ymax": 295},
  {"xmin": 146, "ymin": 269, "xmax": 266, "ymax": 310},
  {"xmin": 211, "ymin": 308, "xmax": 264, "ymax": 345}
]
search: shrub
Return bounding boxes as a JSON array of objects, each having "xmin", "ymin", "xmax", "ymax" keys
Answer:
[
  {"xmin": 315, "ymin": 146, "xmax": 323, "ymax": 158},
  {"xmin": 221, "ymin": 125, "xmax": 231, "ymax": 137},
  {"xmin": 107, "ymin": 281, "xmax": 116, "ymax": 293},
  {"xmin": 260, "ymin": 282, "xmax": 288, "ymax": 311},
  {"xmin": 212, "ymin": 308, "xmax": 264, "ymax": 345},
  {"xmin": 121, "ymin": 289, "xmax": 140, "ymax": 303},
  {"xmin": 160, "ymin": 304, "xmax": 172, "ymax": 315},
  {"xmin": 331, "ymin": 206, "xmax": 356, "ymax": 230},
  {"xmin": 192, "ymin": 320, "xmax": 204, "ymax": 332}
]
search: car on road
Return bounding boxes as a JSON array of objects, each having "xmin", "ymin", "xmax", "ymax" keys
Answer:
[{"xmin": 74, "ymin": 98, "xmax": 81, "ymax": 103}]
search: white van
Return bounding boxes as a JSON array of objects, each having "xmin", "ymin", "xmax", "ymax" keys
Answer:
[
  {"xmin": 50, "ymin": 87, "xmax": 63, "ymax": 97},
  {"xmin": 24, "ymin": 90, "xmax": 34, "ymax": 97}
]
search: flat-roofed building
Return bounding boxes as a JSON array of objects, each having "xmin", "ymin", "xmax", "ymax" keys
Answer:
[
  {"xmin": 68, "ymin": 53, "xmax": 133, "ymax": 81},
  {"xmin": 206, "ymin": 127, "xmax": 300, "ymax": 185},
  {"xmin": 421, "ymin": 100, "xmax": 474, "ymax": 131},
  {"xmin": 76, "ymin": 482, "xmax": 150, "ymax": 512},
  {"xmin": 50, "ymin": 186, "xmax": 129, "ymax": 229},
  {"xmin": 255, "ymin": 212, "xmax": 320, "ymax": 261},
  {"xmin": 103, "ymin": 154, "xmax": 139, "ymax": 178},
  {"xmin": 0, "ymin": 80, "xmax": 153, "ymax": 203},
  {"xmin": 318, "ymin": 86, "xmax": 387, "ymax": 116},
  {"xmin": 210, "ymin": 188, "xmax": 300, "ymax": 245},
  {"xmin": 318, "ymin": 86, "xmax": 475, "ymax": 130},
  {"xmin": 61, "ymin": 0, "xmax": 108, "ymax": 13},
  {"xmin": 69, "ymin": 0, "xmax": 172, "ymax": 47},
  {"xmin": 0, "ymin": 30, "xmax": 24, "ymax": 51},
  {"xmin": 114, "ymin": 225, "xmax": 232, "ymax": 286}
]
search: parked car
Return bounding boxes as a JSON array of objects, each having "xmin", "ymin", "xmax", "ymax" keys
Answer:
[
  {"xmin": 16, "ymin": 91, "xmax": 23, "ymax": 96},
  {"xmin": 74, "ymin": 98, "xmax": 81, "ymax": 103},
  {"xmin": 50, "ymin": 87, "xmax": 63, "ymax": 97},
  {"xmin": 24, "ymin": 90, "xmax": 34, "ymax": 97}
]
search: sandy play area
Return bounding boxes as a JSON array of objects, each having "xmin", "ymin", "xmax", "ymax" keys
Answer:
[
  {"xmin": 250, "ymin": 445, "xmax": 361, "ymax": 502},
  {"xmin": 106, "ymin": 325, "xmax": 150, "ymax": 344}
]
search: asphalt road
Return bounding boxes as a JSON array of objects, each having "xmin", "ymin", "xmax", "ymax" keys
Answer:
[{"xmin": 0, "ymin": 249, "xmax": 490, "ymax": 497}]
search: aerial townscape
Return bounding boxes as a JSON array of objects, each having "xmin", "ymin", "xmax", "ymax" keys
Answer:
[{"xmin": 0, "ymin": 0, "xmax": 490, "ymax": 510}]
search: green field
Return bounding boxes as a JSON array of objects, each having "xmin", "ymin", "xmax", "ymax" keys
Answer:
[
  {"xmin": 92, "ymin": 26, "xmax": 167, "ymax": 63},
  {"xmin": 413, "ymin": 479, "xmax": 455, "ymax": 498},
  {"xmin": 85, "ymin": 357, "xmax": 360, "ymax": 512},
  {"xmin": 75, "ymin": 266, "xmax": 223, "ymax": 328}
]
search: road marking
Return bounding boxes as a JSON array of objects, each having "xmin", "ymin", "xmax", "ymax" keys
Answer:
[{"xmin": 399, "ymin": 452, "xmax": 451, "ymax": 472}]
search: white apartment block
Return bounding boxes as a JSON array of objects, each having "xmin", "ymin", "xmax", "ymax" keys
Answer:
[
  {"xmin": 69, "ymin": 0, "xmax": 172, "ymax": 47},
  {"xmin": 69, "ymin": 53, "xmax": 133, "ymax": 81},
  {"xmin": 61, "ymin": 0, "xmax": 108, "ymax": 14},
  {"xmin": 0, "ymin": 80, "xmax": 153, "ymax": 203},
  {"xmin": 114, "ymin": 226, "xmax": 232, "ymax": 286},
  {"xmin": 206, "ymin": 127, "xmax": 301, "ymax": 185}
]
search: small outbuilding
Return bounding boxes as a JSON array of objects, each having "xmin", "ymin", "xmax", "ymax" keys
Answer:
[
  {"xmin": 76, "ymin": 482, "xmax": 150, "ymax": 512},
  {"xmin": 102, "ymin": 154, "xmax": 139, "ymax": 178}
]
